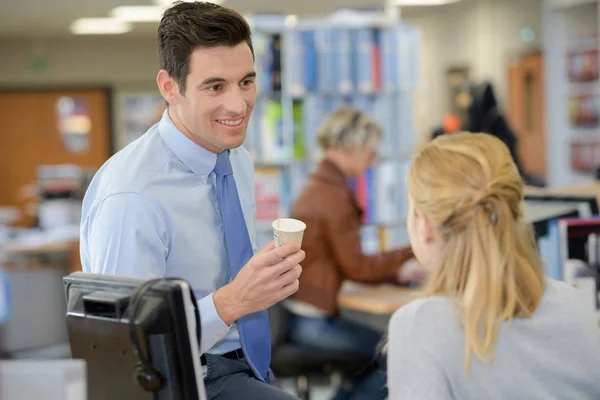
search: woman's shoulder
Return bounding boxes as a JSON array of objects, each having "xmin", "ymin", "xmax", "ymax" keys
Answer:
[
  {"xmin": 387, "ymin": 296, "xmax": 464, "ymax": 363},
  {"xmin": 389, "ymin": 296, "xmax": 461, "ymax": 338},
  {"xmin": 305, "ymin": 173, "xmax": 351, "ymax": 196}
]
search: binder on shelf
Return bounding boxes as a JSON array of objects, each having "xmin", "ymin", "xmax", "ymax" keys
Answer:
[
  {"xmin": 302, "ymin": 31, "xmax": 318, "ymax": 92},
  {"xmin": 302, "ymin": 95, "xmax": 326, "ymax": 152},
  {"xmin": 271, "ymin": 34, "xmax": 283, "ymax": 93},
  {"xmin": 314, "ymin": 28, "xmax": 336, "ymax": 93},
  {"xmin": 372, "ymin": 29, "xmax": 382, "ymax": 92},
  {"xmin": 255, "ymin": 32, "xmax": 274, "ymax": 94},
  {"xmin": 381, "ymin": 27, "xmax": 399, "ymax": 91},
  {"xmin": 293, "ymin": 101, "xmax": 306, "ymax": 160},
  {"xmin": 332, "ymin": 28, "xmax": 354, "ymax": 94},
  {"xmin": 353, "ymin": 28, "xmax": 375, "ymax": 94},
  {"xmin": 260, "ymin": 100, "xmax": 289, "ymax": 161},
  {"xmin": 286, "ymin": 30, "xmax": 305, "ymax": 97},
  {"xmin": 373, "ymin": 94, "xmax": 397, "ymax": 154}
]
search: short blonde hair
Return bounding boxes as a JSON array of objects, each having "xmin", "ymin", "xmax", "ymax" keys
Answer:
[
  {"xmin": 408, "ymin": 132, "xmax": 544, "ymax": 374},
  {"xmin": 316, "ymin": 107, "xmax": 382, "ymax": 152}
]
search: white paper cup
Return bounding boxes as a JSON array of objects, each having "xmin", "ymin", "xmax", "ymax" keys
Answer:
[{"xmin": 272, "ymin": 218, "xmax": 306, "ymax": 247}]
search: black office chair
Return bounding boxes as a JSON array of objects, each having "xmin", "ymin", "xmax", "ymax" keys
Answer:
[{"xmin": 269, "ymin": 303, "xmax": 375, "ymax": 400}]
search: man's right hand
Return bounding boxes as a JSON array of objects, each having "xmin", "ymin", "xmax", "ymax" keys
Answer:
[{"xmin": 213, "ymin": 241, "xmax": 305, "ymax": 325}]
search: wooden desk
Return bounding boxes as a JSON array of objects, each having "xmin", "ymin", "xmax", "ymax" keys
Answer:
[
  {"xmin": 337, "ymin": 283, "xmax": 420, "ymax": 332},
  {"xmin": 338, "ymin": 283, "xmax": 419, "ymax": 315}
]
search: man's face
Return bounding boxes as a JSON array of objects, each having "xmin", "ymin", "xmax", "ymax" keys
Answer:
[{"xmin": 169, "ymin": 42, "xmax": 256, "ymax": 153}]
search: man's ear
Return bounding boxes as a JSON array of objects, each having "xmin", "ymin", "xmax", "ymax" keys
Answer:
[
  {"xmin": 157, "ymin": 69, "xmax": 180, "ymax": 105},
  {"xmin": 417, "ymin": 209, "xmax": 436, "ymax": 244}
]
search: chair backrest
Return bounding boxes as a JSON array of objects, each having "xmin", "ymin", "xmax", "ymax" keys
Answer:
[{"xmin": 269, "ymin": 302, "xmax": 290, "ymax": 349}]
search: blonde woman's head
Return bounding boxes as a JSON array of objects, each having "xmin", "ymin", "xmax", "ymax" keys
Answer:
[
  {"xmin": 317, "ymin": 107, "xmax": 382, "ymax": 177},
  {"xmin": 406, "ymin": 132, "xmax": 544, "ymax": 373}
]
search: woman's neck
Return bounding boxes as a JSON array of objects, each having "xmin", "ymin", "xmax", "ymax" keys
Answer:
[{"xmin": 324, "ymin": 150, "xmax": 355, "ymax": 178}]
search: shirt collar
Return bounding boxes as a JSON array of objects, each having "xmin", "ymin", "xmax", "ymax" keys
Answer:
[{"xmin": 158, "ymin": 109, "xmax": 217, "ymax": 180}]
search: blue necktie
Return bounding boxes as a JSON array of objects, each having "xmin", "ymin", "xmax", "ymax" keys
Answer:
[{"xmin": 213, "ymin": 150, "xmax": 271, "ymax": 381}]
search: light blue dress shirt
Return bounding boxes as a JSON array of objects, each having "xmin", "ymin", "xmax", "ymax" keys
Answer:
[{"xmin": 80, "ymin": 109, "xmax": 257, "ymax": 355}]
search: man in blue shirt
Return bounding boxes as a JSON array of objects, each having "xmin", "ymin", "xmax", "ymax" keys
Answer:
[{"xmin": 80, "ymin": 2, "xmax": 304, "ymax": 399}]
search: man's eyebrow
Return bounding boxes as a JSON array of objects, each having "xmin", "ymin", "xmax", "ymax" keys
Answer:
[
  {"xmin": 241, "ymin": 71, "xmax": 257, "ymax": 81},
  {"xmin": 198, "ymin": 77, "xmax": 226, "ymax": 87},
  {"xmin": 196, "ymin": 71, "xmax": 256, "ymax": 89}
]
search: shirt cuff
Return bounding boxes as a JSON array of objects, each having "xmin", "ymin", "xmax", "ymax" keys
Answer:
[{"xmin": 198, "ymin": 293, "xmax": 231, "ymax": 354}]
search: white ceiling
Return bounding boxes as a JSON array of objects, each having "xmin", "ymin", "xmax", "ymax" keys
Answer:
[{"xmin": 0, "ymin": 0, "xmax": 430, "ymax": 38}]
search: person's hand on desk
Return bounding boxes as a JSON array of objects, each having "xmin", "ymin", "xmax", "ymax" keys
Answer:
[
  {"xmin": 213, "ymin": 242, "xmax": 305, "ymax": 325},
  {"xmin": 397, "ymin": 263, "xmax": 429, "ymax": 286}
]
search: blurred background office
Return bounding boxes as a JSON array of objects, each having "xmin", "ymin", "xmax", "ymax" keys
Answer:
[{"xmin": 1, "ymin": 0, "xmax": 600, "ymax": 399}]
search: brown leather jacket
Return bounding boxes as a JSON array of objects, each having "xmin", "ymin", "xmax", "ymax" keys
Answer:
[{"xmin": 290, "ymin": 159, "xmax": 414, "ymax": 316}]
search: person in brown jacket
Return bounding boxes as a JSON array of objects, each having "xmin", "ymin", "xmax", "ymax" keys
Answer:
[{"xmin": 287, "ymin": 107, "xmax": 423, "ymax": 400}]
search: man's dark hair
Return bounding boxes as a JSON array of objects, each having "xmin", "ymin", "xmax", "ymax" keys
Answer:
[{"xmin": 157, "ymin": 1, "xmax": 254, "ymax": 94}]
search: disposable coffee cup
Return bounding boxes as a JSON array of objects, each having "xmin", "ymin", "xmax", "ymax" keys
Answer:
[{"xmin": 272, "ymin": 218, "xmax": 306, "ymax": 247}]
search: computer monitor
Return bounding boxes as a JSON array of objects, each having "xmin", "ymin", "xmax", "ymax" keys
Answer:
[
  {"xmin": 524, "ymin": 194, "xmax": 599, "ymax": 239},
  {"xmin": 63, "ymin": 272, "xmax": 207, "ymax": 400}
]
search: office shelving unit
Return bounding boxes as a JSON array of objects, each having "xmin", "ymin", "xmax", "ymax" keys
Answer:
[
  {"xmin": 543, "ymin": 0, "xmax": 600, "ymax": 187},
  {"xmin": 245, "ymin": 9, "xmax": 421, "ymax": 252}
]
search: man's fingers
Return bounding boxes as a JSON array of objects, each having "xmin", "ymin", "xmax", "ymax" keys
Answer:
[
  {"xmin": 278, "ymin": 279, "xmax": 300, "ymax": 300},
  {"xmin": 269, "ymin": 251, "xmax": 305, "ymax": 276},
  {"xmin": 257, "ymin": 241, "xmax": 275, "ymax": 255},
  {"xmin": 256, "ymin": 243, "xmax": 301, "ymax": 265},
  {"xmin": 275, "ymin": 265, "xmax": 302, "ymax": 287}
]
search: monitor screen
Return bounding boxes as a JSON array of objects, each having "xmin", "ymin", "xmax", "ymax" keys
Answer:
[
  {"xmin": 524, "ymin": 194, "xmax": 599, "ymax": 239},
  {"xmin": 63, "ymin": 272, "xmax": 207, "ymax": 400}
]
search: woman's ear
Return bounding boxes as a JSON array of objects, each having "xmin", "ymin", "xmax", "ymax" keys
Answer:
[{"xmin": 417, "ymin": 209, "xmax": 437, "ymax": 244}]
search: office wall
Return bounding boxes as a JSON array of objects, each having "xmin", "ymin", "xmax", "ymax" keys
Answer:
[
  {"xmin": 406, "ymin": 0, "xmax": 543, "ymax": 132},
  {"xmin": 0, "ymin": 37, "xmax": 157, "ymax": 86}
]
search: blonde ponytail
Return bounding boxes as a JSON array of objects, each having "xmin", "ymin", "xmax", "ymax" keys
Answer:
[{"xmin": 408, "ymin": 132, "xmax": 545, "ymax": 374}]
